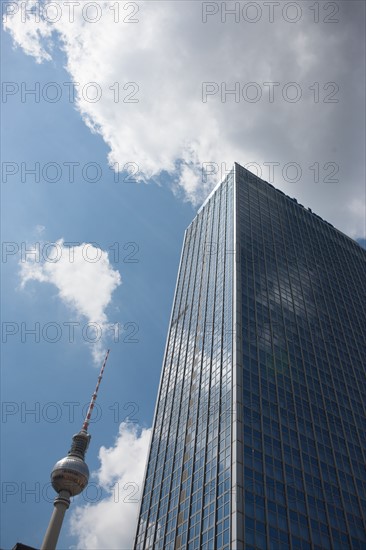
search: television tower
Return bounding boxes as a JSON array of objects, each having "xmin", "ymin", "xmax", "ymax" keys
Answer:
[{"xmin": 41, "ymin": 349, "xmax": 110, "ymax": 550}]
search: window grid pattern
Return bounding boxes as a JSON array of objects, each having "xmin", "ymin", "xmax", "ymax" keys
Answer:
[
  {"xmin": 135, "ymin": 171, "xmax": 234, "ymax": 550},
  {"xmin": 135, "ymin": 164, "xmax": 365, "ymax": 550},
  {"xmin": 235, "ymin": 163, "xmax": 366, "ymax": 550}
]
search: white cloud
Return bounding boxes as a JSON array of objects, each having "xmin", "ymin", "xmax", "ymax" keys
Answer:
[
  {"xmin": 19, "ymin": 238, "xmax": 122, "ymax": 363},
  {"xmin": 3, "ymin": 0, "xmax": 365, "ymax": 236},
  {"xmin": 69, "ymin": 422, "xmax": 151, "ymax": 550},
  {"xmin": 3, "ymin": 0, "xmax": 54, "ymax": 62}
]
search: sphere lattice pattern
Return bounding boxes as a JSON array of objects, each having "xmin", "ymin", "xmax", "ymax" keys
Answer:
[{"xmin": 51, "ymin": 456, "xmax": 89, "ymax": 496}]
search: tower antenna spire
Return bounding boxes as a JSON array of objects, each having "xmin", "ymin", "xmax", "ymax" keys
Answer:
[
  {"xmin": 41, "ymin": 349, "xmax": 111, "ymax": 550},
  {"xmin": 82, "ymin": 348, "xmax": 110, "ymax": 432}
]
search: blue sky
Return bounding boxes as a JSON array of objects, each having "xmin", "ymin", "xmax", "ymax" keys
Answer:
[
  {"xmin": 1, "ymin": 20, "xmax": 194, "ymax": 550},
  {"xmin": 1, "ymin": 1, "xmax": 365, "ymax": 549}
]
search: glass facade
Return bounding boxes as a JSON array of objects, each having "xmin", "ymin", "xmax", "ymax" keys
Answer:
[{"xmin": 135, "ymin": 163, "xmax": 366, "ymax": 549}]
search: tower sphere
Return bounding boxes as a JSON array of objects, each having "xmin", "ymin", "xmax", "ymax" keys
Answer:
[{"xmin": 51, "ymin": 455, "xmax": 89, "ymax": 496}]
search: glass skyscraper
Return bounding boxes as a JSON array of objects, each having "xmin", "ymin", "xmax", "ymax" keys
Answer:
[{"xmin": 134, "ymin": 163, "xmax": 366, "ymax": 550}]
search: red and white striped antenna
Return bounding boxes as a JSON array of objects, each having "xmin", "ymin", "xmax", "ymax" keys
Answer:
[{"xmin": 82, "ymin": 349, "xmax": 110, "ymax": 432}]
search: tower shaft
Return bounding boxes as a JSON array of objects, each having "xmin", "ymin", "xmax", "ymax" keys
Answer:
[{"xmin": 41, "ymin": 491, "xmax": 70, "ymax": 550}]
